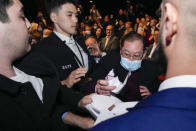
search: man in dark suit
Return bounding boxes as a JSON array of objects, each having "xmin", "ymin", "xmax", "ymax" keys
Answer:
[
  {"xmin": 115, "ymin": 19, "xmax": 126, "ymax": 39},
  {"xmin": 90, "ymin": 0, "xmax": 196, "ymax": 130},
  {"xmin": 145, "ymin": 30, "xmax": 160, "ymax": 60},
  {"xmin": 0, "ymin": 0, "xmax": 93, "ymax": 130},
  {"xmin": 82, "ymin": 32, "xmax": 160, "ymax": 101},
  {"xmin": 32, "ymin": 0, "xmax": 95, "ymax": 90},
  {"xmin": 100, "ymin": 25, "xmax": 120, "ymax": 53}
]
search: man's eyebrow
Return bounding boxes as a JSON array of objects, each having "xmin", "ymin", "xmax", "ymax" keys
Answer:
[{"xmin": 67, "ymin": 11, "xmax": 78, "ymax": 14}]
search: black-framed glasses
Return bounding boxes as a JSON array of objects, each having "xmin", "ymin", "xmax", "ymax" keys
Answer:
[{"xmin": 121, "ymin": 51, "xmax": 143, "ymax": 60}]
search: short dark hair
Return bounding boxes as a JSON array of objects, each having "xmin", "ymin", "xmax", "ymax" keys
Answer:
[
  {"xmin": 0, "ymin": 0, "xmax": 13, "ymax": 23},
  {"xmin": 121, "ymin": 31, "xmax": 145, "ymax": 50},
  {"xmin": 85, "ymin": 35, "xmax": 97, "ymax": 41},
  {"xmin": 44, "ymin": 0, "xmax": 77, "ymax": 16}
]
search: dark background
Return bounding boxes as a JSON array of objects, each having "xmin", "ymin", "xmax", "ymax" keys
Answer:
[{"xmin": 21, "ymin": 0, "xmax": 161, "ymax": 22}]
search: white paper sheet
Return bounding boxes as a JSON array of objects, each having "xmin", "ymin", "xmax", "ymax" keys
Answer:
[{"xmin": 85, "ymin": 94, "xmax": 138, "ymax": 126}]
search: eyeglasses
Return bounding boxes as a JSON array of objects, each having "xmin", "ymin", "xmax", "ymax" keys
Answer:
[
  {"xmin": 121, "ymin": 51, "xmax": 143, "ymax": 60},
  {"xmin": 106, "ymin": 29, "xmax": 113, "ymax": 31}
]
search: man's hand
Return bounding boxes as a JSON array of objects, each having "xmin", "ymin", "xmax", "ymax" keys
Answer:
[
  {"xmin": 78, "ymin": 94, "xmax": 93, "ymax": 109},
  {"xmin": 88, "ymin": 42, "xmax": 103, "ymax": 56},
  {"xmin": 96, "ymin": 80, "xmax": 116, "ymax": 96},
  {"xmin": 63, "ymin": 112, "xmax": 94, "ymax": 129},
  {"xmin": 61, "ymin": 67, "xmax": 87, "ymax": 88},
  {"xmin": 139, "ymin": 85, "xmax": 151, "ymax": 99}
]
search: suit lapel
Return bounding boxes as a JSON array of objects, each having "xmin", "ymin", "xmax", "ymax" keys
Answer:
[
  {"xmin": 105, "ymin": 36, "xmax": 114, "ymax": 50},
  {"xmin": 101, "ymin": 37, "xmax": 107, "ymax": 50},
  {"xmin": 52, "ymin": 33, "xmax": 80, "ymax": 68}
]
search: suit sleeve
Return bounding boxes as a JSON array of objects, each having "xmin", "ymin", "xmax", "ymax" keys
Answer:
[{"xmin": 81, "ymin": 53, "xmax": 119, "ymax": 94}]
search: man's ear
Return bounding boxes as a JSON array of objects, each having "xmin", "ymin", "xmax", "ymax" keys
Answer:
[
  {"xmin": 50, "ymin": 12, "xmax": 57, "ymax": 23},
  {"xmin": 163, "ymin": 3, "xmax": 178, "ymax": 46}
]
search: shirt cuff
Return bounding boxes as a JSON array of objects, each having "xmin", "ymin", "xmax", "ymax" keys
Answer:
[
  {"xmin": 101, "ymin": 52, "xmax": 107, "ymax": 57},
  {"xmin": 61, "ymin": 112, "xmax": 68, "ymax": 120}
]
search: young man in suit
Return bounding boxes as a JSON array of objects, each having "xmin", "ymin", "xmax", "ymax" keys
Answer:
[
  {"xmin": 31, "ymin": 0, "xmax": 95, "ymax": 89},
  {"xmin": 0, "ymin": 0, "xmax": 94, "ymax": 130},
  {"xmin": 90, "ymin": 0, "xmax": 196, "ymax": 130}
]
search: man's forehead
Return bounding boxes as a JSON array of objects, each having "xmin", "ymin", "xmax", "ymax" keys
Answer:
[
  {"xmin": 61, "ymin": 3, "xmax": 77, "ymax": 13},
  {"xmin": 87, "ymin": 38, "xmax": 96, "ymax": 42},
  {"xmin": 123, "ymin": 40, "xmax": 143, "ymax": 49}
]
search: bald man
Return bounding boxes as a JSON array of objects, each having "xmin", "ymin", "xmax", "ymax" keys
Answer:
[{"xmin": 90, "ymin": 0, "xmax": 196, "ymax": 130}]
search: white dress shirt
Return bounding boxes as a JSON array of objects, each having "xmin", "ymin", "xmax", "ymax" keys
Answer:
[
  {"xmin": 54, "ymin": 31, "xmax": 89, "ymax": 70},
  {"xmin": 10, "ymin": 67, "xmax": 44, "ymax": 102},
  {"xmin": 148, "ymin": 42, "xmax": 158, "ymax": 58},
  {"xmin": 159, "ymin": 75, "xmax": 196, "ymax": 92}
]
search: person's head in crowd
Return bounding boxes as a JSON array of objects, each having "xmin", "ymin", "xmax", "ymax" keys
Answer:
[
  {"xmin": 37, "ymin": 24, "xmax": 43, "ymax": 33},
  {"xmin": 32, "ymin": 31, "xmax": 41, "ymax": 42},
  {"xmin": 85, "ymin": 36, "xmax": 97, "ymax": 48},
  {"xmin": 145, "ymin": 14, "xmax": 149, "ymax": 20},
  {"xmin": 105, "ymin": 25, "xmax": 114, "ymax": 37},
  {"xmin": 42, "ymin": 28, "xmax": 52, "ymax": 38},
  {"xmin": 136, "ymin": 17, "xmax": 140, "ymax": 24},
  {"xmin": 95, "ymin": 17, "xmax": 101, "ymax": 23},
  {"xmin": 119, "ymin": 19, "xmax": 125, "ymax": 27},
  {"xmin": 128, "ymin": 5, "xmax": 134, "ymax": 12},
  {"xmin": 0, "ymin": 0, "xmax": 31, "ymax": 62},
  {"xmin": 88, "ymin": 15, "xmax": 93, "ymax": 21},
  {"xmin": 93, "ymin": 22, "xmax": 98, "ymax": 30},
  {"xmin": 120, "ymin": 32, "xmax": 144, "ymax": 71},
  {"xmin": 125, "ymin": 21, "xmax": 132, "ymax": 29},
  {"xmin": 153, "ymin": 30, "xmax": 159, "ymax": 43},
  {"xmin": 91, "ymin": 4, "xmax": 96, "ymax": 9},
  {"xmin": 77, "ymin": 4, "xmax": 82, "ymax": 9},
  {"xmin": 37, "ymin": 11, "xmax": 43, "ymax": 18},
  {"xmin": 118, "ymin": 9, "xmax": 124, "ymax": 15},
  {"xmin": 95, "ymin": 27, "xmax": 102, "ymax": 38},
  {"xmin": 79, "ymin": 21, "xmax": 86, "ymax": 34},
  {"xmin": 137, "ymin": 23, "xmax": 145, "ymax": 36},
  {"xmin": 85, "ymin": 36, "xmax": 103, "ymax": 58},
  {"xmin": 85, "ymin": 25, "xmax": 92, "ymax": 36},
  {"xmin": 146, "ymin": 16, "xmax": 150, "ymax": 24},
  {"xmin": 123, "ymin": 9, "xmax": 128, "ymax": 16},
  {"xmin": 103, "ymin": 15, "xmax": 110, "ymax": 23},
  {"xmin": 31, "ymin": 22, "xmax": 38, "ymax": 32},
  {"xmin": 141, "ymin": 17, "xmax": 146, "ymax": 25},
  {"xmin": 45, "ymin": 0, "xmax": 78, "ymax": 37},
  {"xmin": 110, "ymin": 14, "xmax": 114, "ymax": 20},
  {"xmin": 150, "ymin": 19, "xmax": 157, "ymax": 27}
]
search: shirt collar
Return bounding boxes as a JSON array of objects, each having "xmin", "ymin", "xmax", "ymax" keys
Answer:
[
  {"xmin": 53, "ymin": 31, "xmax": 74, "ymax": 44},
  {"xmin": 159, "ymin": 75, "xmax": 196, "ymax": 92}
]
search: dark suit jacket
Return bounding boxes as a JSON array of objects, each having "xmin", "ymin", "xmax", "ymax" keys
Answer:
[
  {"xmin": 115, "ymin": 25, "xmax": 126, "ymax": 39},
  {"xmin": 0, "ymin": 74, "xmax": 51, "ymax": 131},
  {"xmin": 100, "ymin": 35, "xmax": 120, "ymax": 52},
  {"xmin": 91, "ymin": 88, "xmax": 196, "ymax": 131},
  {"xmin": 82, "ymin": 53, "xmax": 160, "ymax": 101},
  {"xmin": 14, "ymin": 51, "xmax": 84, "ymax": 130},
  {"xmin": 32, "ymin": 32, "xmax": 95, "ymax": 82}
]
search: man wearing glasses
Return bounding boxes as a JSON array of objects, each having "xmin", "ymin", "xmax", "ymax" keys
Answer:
[{"xmin": 82, "ymin": 32, "xmax": 160, "ymax": 101}]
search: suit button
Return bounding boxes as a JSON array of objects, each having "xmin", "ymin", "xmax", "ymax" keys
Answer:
[{"xmin": 20, "ymin": 87, "xmax": 27, "ymax": 95}]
